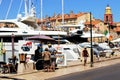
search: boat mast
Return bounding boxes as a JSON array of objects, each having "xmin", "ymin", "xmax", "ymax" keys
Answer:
[
  {"xmin": 5, "ymin": 0, "xmax": 13, "ymax": 19},
  {"xmin": 0, "ymin": 0, "xmax": 2, "ymax": 5},
  {"xmin": 29, "ymin": 0, "xmax": 31, "ymax": 14},
  {"xmin": 17, "ymin": 0, "xmax": 23, "ymax": 16},
  {"xmin": 40, "ymin": 0, "xmax": 43, "ymax": 22},
  {"xmin": 24, "ymin": 0, "xmax": 28, "ymax": 16},
  {"xmin": 62, "ymin": 0, "xmax": 64, "ymax": 25}
]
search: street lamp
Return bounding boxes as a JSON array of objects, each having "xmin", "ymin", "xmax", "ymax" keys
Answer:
[
  {"xmin": 106, "ymin": 21, "xmax": 111, "ymax": 44},
  {"xmin": 11, "ymin": 33, "xmax": 14, "ymax": 58},
  {"xmin": 90, "ymin": 12, "xmax": 93, "ymax": 67}
]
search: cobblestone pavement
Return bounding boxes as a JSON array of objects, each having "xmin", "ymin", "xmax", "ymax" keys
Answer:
[{"xmin": 0, "ymin": 55, "xmax": 120, "ymax": 80}]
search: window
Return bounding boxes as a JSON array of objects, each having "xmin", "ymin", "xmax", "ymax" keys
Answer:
[
  {"xmin": 0, "ymin": 22, "xmax": 18, "ymax": 28},
  {"xmin": 64, "ymin": 48, "xmax": 70, "ymax": 50},
  {"xmin": 106, "ymin": 16, "xmax": 108, "ymax": 22}
]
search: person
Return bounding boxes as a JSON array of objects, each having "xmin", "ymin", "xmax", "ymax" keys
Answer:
[
  {"xmin": 38, "ymin": 43, "xmax": 43, "ymax": 53},
  {"xmin": 42, "ymin": 48, "xmax": 51, "ymax": 72},
  {"xmin": 48, "ymin": 43, "xmax": 57, "ymax": 71},
  {"xmin": 12, "ymin": 55, "xmax": 18, "ymax": 65},
  {"xmin": 82, "ymin": 47, "xmax": 89, "ymax": 66},
  {"xmin": 34, "ymin": 44, "xmax": 43, "ymax": 62}
]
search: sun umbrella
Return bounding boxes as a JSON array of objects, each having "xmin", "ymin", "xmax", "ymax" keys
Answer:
[{"xmin": 26, "ymin": 35, "xmax": 55, "ymax": 41}]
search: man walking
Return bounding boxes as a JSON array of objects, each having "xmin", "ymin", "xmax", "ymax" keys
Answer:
[{"xmin": 48, "ymin": 43, "xmax": 57, "ymax": 71}]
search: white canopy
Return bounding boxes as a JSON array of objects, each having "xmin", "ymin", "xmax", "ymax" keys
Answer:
[
  {"xmin": 111, "ymin": 38, "xmax": 120, "ymax": 42},
  {"xmin": 81, "ymin": 32, "xmax": 105, "ymax": 38}
]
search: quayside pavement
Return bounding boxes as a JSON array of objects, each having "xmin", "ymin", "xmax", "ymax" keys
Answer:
[{"xmin": 0, "ymin": 55, "xmax": 120, "ymax": 80}]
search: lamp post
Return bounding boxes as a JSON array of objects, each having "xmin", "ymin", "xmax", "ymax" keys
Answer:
[
  {"xmin": 108, "ymin": 22, "xmax": 110, "ymax": 34},
  {"xmin": 107, "ymin": 21, "xmax": 110, "ymax": 44},
  {"xmin": 11, "ymin": 33, "xmax": 14, "ymax": 58},
  {"xmin": 90, "ymin": 12, "xmax": 93, "ymax": 67}
]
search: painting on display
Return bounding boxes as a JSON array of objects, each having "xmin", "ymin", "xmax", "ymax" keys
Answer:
[{"xmin": 56, "ymin": 54, "xmax": 67, "ymax": 66}]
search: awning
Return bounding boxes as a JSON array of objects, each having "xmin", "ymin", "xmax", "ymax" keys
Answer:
[{"xmin": 81, "ymin": 33, "xmax": 105, "ymax": 38}]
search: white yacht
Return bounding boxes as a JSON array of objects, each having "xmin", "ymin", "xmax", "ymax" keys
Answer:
[
  {"xmin": 0, "ymin": 19, "xmax": 67, "ymax": 62},
  {"xmin": 0, "ymin": 19, "xmax": 67, "ymax": 37},
  {"xmin": 0, "ymin": 0, "xmax": 67, "ymax": 41},
  {"xmin": 0, "ymin": 0, "xmax": 67, "ymax": 62}
]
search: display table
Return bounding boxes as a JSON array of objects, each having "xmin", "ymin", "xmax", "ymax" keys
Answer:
[{"xmin": 17, "ymin": 62, "xmax": 34, "ymax": 74}]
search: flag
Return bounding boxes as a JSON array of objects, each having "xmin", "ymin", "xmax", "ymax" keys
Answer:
[
  {"xmin": 104, "ymin": 30, "xmax": 113, "ymax": 40},
  {"xmin": 104, "ymin": 30, "xmax": 110, "ymax": 38},
  {"xmin": 109, "ymin": 35, "xmax": 113, "ymax": 41}
]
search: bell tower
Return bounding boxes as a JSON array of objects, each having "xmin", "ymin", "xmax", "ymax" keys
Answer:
[{"xmin": 104, "ymin": 5, "xmax": 113, "ymax": 24}]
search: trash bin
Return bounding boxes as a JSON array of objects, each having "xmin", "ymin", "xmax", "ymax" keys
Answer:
[{"xmin": 35, "ymin": 59, "xmax": 44, "ymax": 70}]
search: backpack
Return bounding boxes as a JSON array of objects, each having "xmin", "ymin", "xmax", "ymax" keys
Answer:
[
  {"xmin": 51, "ymin": 50, "xmax": 56, "ymax": 58},
  {"xmin": 49, "ymin": 47, "xmax": 56, "ymax": 58}
]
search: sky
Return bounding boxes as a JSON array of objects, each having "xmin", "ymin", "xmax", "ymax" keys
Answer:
[{"xmin": 0, "ymin": 0, "xmax": 120, "ymax": 22}]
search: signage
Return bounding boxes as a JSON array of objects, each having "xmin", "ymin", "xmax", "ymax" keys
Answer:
[
  {"xmin": 18, "ymin": 40, "xmax": 35, "ymax": 54},
  {"xmin": 56, "ymin": 54, "xmax": 66, "ymax": 66}
]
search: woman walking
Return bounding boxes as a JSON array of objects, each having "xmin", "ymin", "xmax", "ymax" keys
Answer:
[{"xmin": 82, "ymin": 47, "xmax": 89, "ymax": 66}]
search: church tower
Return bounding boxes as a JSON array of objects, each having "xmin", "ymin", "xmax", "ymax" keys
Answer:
[{"xmin": 104, "ymin": 5, "xmax": 113, "ymax": 24}]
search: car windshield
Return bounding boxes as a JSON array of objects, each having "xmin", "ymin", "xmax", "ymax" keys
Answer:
[
  {"xmin": 93, "ymin": 45, "xmax": 104, "ymax": 51},
  {"xmin": 79, "ymin": 43, "xmax": 91, "ymax": 48}
]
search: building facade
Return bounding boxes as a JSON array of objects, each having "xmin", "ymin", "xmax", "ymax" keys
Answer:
[{"xmin": 37, "ymin": 12, "xmax": 92, "ymax": 30}]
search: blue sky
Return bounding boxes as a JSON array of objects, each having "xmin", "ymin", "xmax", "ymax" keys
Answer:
[{"xmin": 0, "ymin": 0, "xmax": 120, "ymax": 22}]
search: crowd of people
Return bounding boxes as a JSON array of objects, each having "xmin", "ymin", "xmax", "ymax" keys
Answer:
[
  {"xmin": 34, "ymin": 43, "xmax": 57, "ymax": 72},
  {"xmin": 34, "ymin": 42, "xmax": 90, "ymax": 71}
]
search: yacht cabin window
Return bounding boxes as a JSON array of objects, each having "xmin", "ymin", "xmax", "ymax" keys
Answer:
[{"xmin": 0, "ymin": 22, "xmax": 18, "ymax": 28}]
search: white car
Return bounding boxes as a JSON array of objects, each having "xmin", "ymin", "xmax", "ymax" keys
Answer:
[{"xmin": 98, "ymin": 43, "xmax": 114, "ymax": 57}]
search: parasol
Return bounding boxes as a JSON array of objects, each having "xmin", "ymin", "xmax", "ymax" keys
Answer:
[{"xmin": 26, "ymin": 35, "xmax": 55, "ymax": 41}]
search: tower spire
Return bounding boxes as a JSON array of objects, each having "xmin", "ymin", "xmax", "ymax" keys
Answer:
[
  {"xmin": 105, "ymin": 4, "xmax": 112, "ymax": 14},
  {"xmin": 104, "ymin": 5, "xmax": 113, "ymax": 23}
]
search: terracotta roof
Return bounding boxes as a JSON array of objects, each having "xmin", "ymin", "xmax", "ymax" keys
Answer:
[
  {"xmin": 37, "ymin": 12, "xmax": 88, "ymax": 23},
  {"xmin": 115, "ymin": 22, "xmax": 120, "ymax": 32},
  {"xmin": 36, "ymin": 19, "xmax": 40, "ymax": 23},
  {"xmin": 115, "ymin": 27, "xmax": 120, "ymax": 32},
  {"xmin": 84, "ymin": 19, "xmax": 102, "ymax": 25},
  {"xmin": 36, "ymin": 19, "xmax": 46, "ymax": 23},
  {"xmin": 77, "ymin": 13, "xmax": 86, "ymax": 17},
  {"xmin": 50, "ymin": 17, "xmax": 57, "ymax": 21}
]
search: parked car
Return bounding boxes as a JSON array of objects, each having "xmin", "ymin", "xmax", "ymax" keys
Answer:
[
  {"xmin": 92, "ymin": 44, "xmax": 105, "ymax": 57},
  {"xmin": 55, "ymin": 39, "xmax": 71, "ymax": 44},
  {"xmin": 98, "ymin": 43, "xmax": 114, "ymax": 57},
  {"xmin": 79, "ymin": 42, "xmax": 106, "ymax": 57}
]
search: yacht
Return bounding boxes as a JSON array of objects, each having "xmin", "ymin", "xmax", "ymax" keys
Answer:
[
  {"xmin": 0, "ymin": 0, "xmax": 67, "ymax": 42},
  {"xmin": 0, "ymin": 19, "xmax": 67, "ymax": 39},
  {"xmin": 0, "ymin": 0, "xmax": 67, "ymax": 62},
  {"xmin": 0, "ymin": 19, "xmax": 67, "ymax": 62}
]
